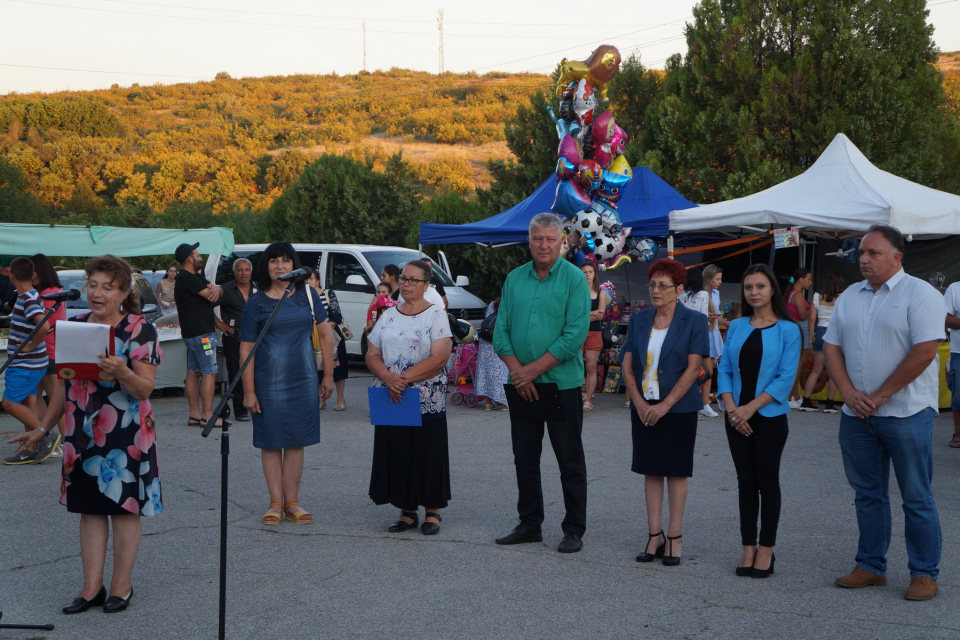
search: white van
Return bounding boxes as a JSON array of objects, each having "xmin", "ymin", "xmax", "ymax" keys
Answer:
[{"xmin": 204, "ymin": 244, "xmax": 487, "ymax": 357}]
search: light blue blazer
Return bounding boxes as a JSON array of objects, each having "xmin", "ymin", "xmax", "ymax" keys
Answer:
[{"xmin": 716, "ymin": 317, "xmax": 801, "ymax": 418}]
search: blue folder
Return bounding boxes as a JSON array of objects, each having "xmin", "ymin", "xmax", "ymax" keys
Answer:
[{"xmin": 368, "ymin": 387, "xmax": 423, "ymax": 427}]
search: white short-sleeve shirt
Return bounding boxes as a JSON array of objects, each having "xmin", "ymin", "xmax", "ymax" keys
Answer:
[
  {"xmin": 368, "ymin": 304, "xmax": 452, "ymax": 415},
  {"xmin": 944, "ymin": 282, "xmax": 960, "ymax": 354},
  {"xmin": 823, "ymin": 269, "xmax": 946, "ymax": 417}
]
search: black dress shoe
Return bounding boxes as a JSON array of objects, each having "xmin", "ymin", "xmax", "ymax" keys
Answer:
[
  {"xmin": 662, "ymin": 534, "xmax": 682, "ymax": 566},
  {"xmin": 102, "ymin": 588, "xmax": 133, "ymax": 613},
  {"xmin": 558, "ymin": 533, "xmax": 583, "ymax": 554},
  {"xmin": 751, "ymin": 553, "xmax": 775, "ymax": 579},
  {"xmin": 636, "ymin": 530, "xmax": 666, "ymax": 563},
  {"xmin": 63, "ymin": 586, "xmax": 106, "ymax": 614},
  {"xmin": 495, "ymin": 524, "xmax": 543, "ymax": 545},
  {"xmin": 236, "ymin": 413, "xmax": 251, "ymax": 422},
  {"xmin": 387, "ymin": 511, "xmax": 419, "ymax": 533},
  {"xmin": 421, "ymin": 512, "xmax": 442, "ymax": 535}
]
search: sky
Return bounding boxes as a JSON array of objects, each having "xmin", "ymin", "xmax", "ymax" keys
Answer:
[{"xmin": 1, "ymin": 0, "xmax": 959, "ymax": 94}]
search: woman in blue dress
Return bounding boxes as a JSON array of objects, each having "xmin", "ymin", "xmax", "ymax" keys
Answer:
[{"xmin": 240, "ymin": 242, "xmax": 334, "ymax": 526}]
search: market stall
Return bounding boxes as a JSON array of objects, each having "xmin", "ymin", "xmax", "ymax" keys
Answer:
[
  {"xmin": 668, "ymin": 133, "xmax": 960, "ymax": 408},
  {"xmin": 0, "ymin": 224, "xmax": 235, "ymax": 393}
]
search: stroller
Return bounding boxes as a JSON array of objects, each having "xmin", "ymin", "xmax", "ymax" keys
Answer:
[{"xmin": 448, "ymin": 343, "xmax": 479, "ymax": 407}]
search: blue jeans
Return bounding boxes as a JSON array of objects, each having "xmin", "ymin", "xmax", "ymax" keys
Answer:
[
  {"xmin": 838, "ymin": 409, "xmax": 941, "ymax": 578},
  {"xmin": 948, "ymin": 354, "xmax": 960, "ymax": 412},
  {"xmin": 184, "ymin": 333, "xmax": 218, "ymax": 375}
]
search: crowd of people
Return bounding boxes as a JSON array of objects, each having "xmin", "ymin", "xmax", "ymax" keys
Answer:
[{"xmin": 1, "ymin": 218, "xmax": 955, "ymax": 613}]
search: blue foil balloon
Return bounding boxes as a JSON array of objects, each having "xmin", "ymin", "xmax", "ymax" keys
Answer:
[
  {"xmin": 582, "ymin": 232, "xmax": 596, "ymax": 254},
  {"xmin": 552, "ymin": 180, "xmax": 593, "ymax": 217},
  {"xmin": 546, "ymin": 106, "xmax": 581, "ymax": 140}
]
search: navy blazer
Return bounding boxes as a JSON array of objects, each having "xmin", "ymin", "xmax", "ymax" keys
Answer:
[
  {"xmin": 717, "ymin": 317, "xmax": 801, "ymax": 417},
  {"xmin": 622, "ymin": 303, "xmax": 710, "ymax": 413}
]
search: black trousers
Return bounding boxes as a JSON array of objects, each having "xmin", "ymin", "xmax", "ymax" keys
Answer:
[
  {"xmin": 510, "ymin": 387, "xmax": 587, "ymax": 536},
  {"xmin": 221, "ymin": 337, "xmax": 247, "ymax": 418},
  {"xmin": 724, "ymin": 413, "xmax": 788, "ymax": 547}
]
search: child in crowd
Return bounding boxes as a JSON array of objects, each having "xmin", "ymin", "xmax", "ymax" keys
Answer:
[
  {"xmin": 728, "ymin": 302, "xmax": 742, "ymax": 321},
  {"xmin": 364, "ymin": 282, "xmax": 397, "ymax": 335},
  {"xmin": 2, "ymin": 257, "xmax": 58, "ymax": 465}
]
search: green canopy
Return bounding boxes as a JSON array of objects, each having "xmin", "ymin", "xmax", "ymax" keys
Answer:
[{"xmin": 0, "ymin": 223, "xmax": 234, "ymax": 258}]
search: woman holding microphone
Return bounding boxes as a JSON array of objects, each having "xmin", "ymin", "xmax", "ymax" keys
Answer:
[
  {"xmin": 621, "ymin": 258, "xmax": 709, "ymax": 566},
  {"xmin": 717, "ymin": 264, "xmax": 801, "ymax": 579}
]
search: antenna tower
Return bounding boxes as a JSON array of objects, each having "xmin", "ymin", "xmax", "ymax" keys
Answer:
[
  {"xmin": 362, "ymin": 21, "xmax": 367, "ymax": 72},
  {"xmin": 437, "ymin": 9, "xmax": 444, "ymax": 74}
]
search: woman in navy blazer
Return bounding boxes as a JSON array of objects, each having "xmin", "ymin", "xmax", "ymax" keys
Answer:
[
  {"xmin": 717, "ymin": 264, "xmax": 801, "ymax": 579},
  {"xmin": 622, "ymin": 259, "xmax": 709, "ymax": 566}
]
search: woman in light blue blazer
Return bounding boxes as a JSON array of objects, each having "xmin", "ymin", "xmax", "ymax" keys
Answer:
[
  {"xmin": 717, "ymin": 264, "xmax": 801, "ymax": 579},
  {"xmin": 622, "ymin": 258, "xmax": 709, "ymax": 567}
]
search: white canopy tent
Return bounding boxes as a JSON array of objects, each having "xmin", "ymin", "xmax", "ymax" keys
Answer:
[{"xmin": 669, "ymin": 134, "xmax": 960, "ymax": 236}]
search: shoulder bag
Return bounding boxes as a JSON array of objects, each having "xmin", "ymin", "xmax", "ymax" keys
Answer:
[
  {"xmin": 322, "ymin": 289, "xmax": 353, "ymax": 341},
  {"xmin": 478, "ymin": 311, "xmax": 497, "ymax": 342},
  {"xmin": 306, "ymin": 286, "xmax": 324, "ymax": 369}
]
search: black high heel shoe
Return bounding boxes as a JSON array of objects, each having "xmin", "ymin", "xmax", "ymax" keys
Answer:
[
  {"xmin": 751, "ymin": 552, "xmax": 775, "ymax": 579},
  {"xmin": 388, "ymin": 511, "xmax": 419, "ymax": 532},
  {"xmin": 63, "ymin": 586, "xmax": 106, "ymax": 614},
  {"xmin": 636, "ymin": 530, "xmax": 666, "ymax": 563},
  {"xmin": 736, "ymin": 547, "xmax": 757, "ymax": 577},
  {"xmin": 662, "ymin": 534, "xmax": 682, "ymax": 566}
]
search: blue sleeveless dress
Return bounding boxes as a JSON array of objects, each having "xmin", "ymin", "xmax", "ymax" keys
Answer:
[{"xmin": 239, "ymin": 286, "xmax": 326, "ymax": 449}]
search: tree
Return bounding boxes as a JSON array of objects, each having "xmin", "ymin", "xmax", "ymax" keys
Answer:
[
  {"xmin": 0, "ymin": 157, "xmax": 45, "ymax": 222},
  {"xmin": 642, "ymin": 0, "xmax": 960, "ymax": 202},
  {"xmin": 265, "ymin": 152, "xmax": 420, "ymax": 246}
]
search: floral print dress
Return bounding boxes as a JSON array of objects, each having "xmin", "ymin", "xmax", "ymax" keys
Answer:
[{"xmin": 61, "ymin": 314, "xmax": 164, "ymax": 517}]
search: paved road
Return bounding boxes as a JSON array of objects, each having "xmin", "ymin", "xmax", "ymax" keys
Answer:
[{"xmin": 2, "ymin": 370, "xmax": 959, "ymax": 639}]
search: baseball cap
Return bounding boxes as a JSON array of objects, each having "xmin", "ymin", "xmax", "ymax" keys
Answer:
[{"xmin": 175, "ymin": 242, "xmax": 200, "ymax": 263}]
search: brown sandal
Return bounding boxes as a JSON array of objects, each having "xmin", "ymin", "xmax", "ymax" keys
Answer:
[{"xmin": 949, "ymin": 433, "xmax": 960, "ymax": 449}]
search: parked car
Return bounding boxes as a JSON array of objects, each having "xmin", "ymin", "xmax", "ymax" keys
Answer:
[
  {"xmin": 58, "ymin": 270, "xmax": 163, "ymax": 324},
  {"xmin": 205, "ymin": 244, "xmax": 487, "ymax": 357}
]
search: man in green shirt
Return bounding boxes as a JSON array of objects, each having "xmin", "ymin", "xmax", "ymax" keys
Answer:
[{"xmin": 494, "ymin": 213, "xmax": 591, "ymax": 553}]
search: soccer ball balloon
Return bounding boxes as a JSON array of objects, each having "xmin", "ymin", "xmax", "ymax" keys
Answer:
[
  {"xmin": 570, "ymin": 209, "xmax": 603, "ymax": 237},
  {"xmin": 594, "ymin": 232, "xmax": 621, "ymax": 261}
]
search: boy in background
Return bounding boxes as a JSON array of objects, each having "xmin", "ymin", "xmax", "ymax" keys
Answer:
[{"xmin": 2, "ymin": 257, "xmax": 59, "ymax": 465}]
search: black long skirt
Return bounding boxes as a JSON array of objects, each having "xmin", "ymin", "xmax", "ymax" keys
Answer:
[
  {"xmin": 631, "ymin": 408, "xmax": 698, "ymax": 478},
  {"xmin": 369, "ymin": 413, "xmax": 451, "ymax": 510}
]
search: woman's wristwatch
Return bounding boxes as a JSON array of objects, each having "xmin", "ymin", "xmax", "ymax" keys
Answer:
[{"xmin": 36, "ymin": 425, "xmax": 51, "ymax": 439}]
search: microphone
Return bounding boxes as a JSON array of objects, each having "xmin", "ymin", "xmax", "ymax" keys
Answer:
[
  {"xmin": 276, "ymin": 267, "xmax": 312, "ymax": 283},
  {"xmin": 41, "ymin": 289, "xmax": 82, "ymax": 302}
]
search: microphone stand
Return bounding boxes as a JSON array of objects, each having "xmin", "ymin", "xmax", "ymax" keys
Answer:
[
  {"xmin": 201, "ymin": 281, "xmax": 296, "ymax": 640},
  {"xmin": 0, "ymin": 300, "xmax": 63, "ymax": 377}
]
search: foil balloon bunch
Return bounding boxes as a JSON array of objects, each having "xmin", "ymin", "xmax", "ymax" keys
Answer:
[{"xmin": 546, "ymin": 45, "xmax": 658, "ymax": 270}]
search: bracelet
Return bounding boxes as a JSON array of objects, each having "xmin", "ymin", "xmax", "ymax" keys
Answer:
[{"xmin": 36, "ymin": 425, "xmax": 50, "ymax": 439}]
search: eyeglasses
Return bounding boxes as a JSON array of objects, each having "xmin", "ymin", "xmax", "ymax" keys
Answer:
[
  {"xmin": 398, "ymin": 275, "xmax": 428, "ymax": 285},
  {"xmin": 647, "ymin": 282, "xmax": 677, "ymax": 291}
]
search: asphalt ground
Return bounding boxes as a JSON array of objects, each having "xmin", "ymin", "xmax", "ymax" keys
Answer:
[{"xmin": 1, "ymin": 368, "xmax": 959, "ymax": 639}]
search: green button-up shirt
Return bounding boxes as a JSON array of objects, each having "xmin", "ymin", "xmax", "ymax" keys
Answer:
[{"xmin": 494, "ymin": 257, "xmax": 590, "ymax": 390}]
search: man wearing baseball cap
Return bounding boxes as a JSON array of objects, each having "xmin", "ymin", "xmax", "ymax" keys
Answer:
[{"xmin": 173, "ymin": 242, "xmax": 226, "ymax": 427}]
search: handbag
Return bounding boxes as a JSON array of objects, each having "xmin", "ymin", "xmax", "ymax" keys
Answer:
[
  {"xmin": 478, "ymin": 311, "xmax": 497, "ymax": 342},
  {"xmin": 321, "ymin": 290, "xmax": 353, "ymax": 341},
  {"xmin": 306, "ymin": 287, "xmax": 324, "ymax": 369},
  {"xmin": 600, "ymin": 320, "xmax": 618, "ymax": 350}
]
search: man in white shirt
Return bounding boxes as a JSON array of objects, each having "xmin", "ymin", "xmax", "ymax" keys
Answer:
[
  {"xmin": 824, "ymin": 225, "xmax": 946, "ymax": 601},
  {"xmin": 943, "ymin": 280, "xmax": 960, "ymax": 448}
]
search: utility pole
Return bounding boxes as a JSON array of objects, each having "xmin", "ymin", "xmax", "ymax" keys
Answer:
[
  {"xmin": 362, "ymin": 21, "xmax": 367, "ymax": 72},
  {"xmin": 437, "ymin": 9, "xmax": 444, "ymax": 74}
]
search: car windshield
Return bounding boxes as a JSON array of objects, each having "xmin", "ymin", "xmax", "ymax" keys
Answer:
[
  {"xmin": 58, "ymin": 273, "xmax": 90, "ymax": 309},
  {"xmin": 362, "ymin": 249, "xmax": 454, "ymax": 286}
]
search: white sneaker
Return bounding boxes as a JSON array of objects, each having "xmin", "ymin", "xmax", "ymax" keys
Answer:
[
  {"xmin": 788, "ymin": 398, "xmax": 803, "ymax": 409},
  {"xmin": 624, "ymin": 401, "xmax": 631, "ymax": 408},
  {"xmin": 700, "ymin": 405, "xmax": 719, "ymax": 418}
]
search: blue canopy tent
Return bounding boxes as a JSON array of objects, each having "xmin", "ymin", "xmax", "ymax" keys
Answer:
[{"xmin": 419, "ymin": 167, "xmax": 691, "ymax": 246}]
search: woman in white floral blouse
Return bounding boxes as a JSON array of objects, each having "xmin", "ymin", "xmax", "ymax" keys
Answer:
[{"xmin": 366, "ymin": 260, "xmax": 454, "ymax": 536}]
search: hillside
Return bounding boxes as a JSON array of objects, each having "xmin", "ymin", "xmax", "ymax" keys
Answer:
[{"xmin": 0, "ymin": 69, "xmax": 550, "ymax": 215}]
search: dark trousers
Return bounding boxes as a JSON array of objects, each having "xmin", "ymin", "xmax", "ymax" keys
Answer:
[
  {"xmin": 724, "ymin": 413, "xmax": 788, "ymax": 547},
  {"xmin": 221, "ymin": 337, "xmax": 247, "ymax": 418},
  {"xmin": 510, "ymin": 387, "xmax": 587, "ymax": 536}
]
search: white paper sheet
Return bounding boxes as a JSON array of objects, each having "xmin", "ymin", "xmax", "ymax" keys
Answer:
[{"xmin": 55, "ymin": 322, "xmax": 113, "ymax": 363}]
